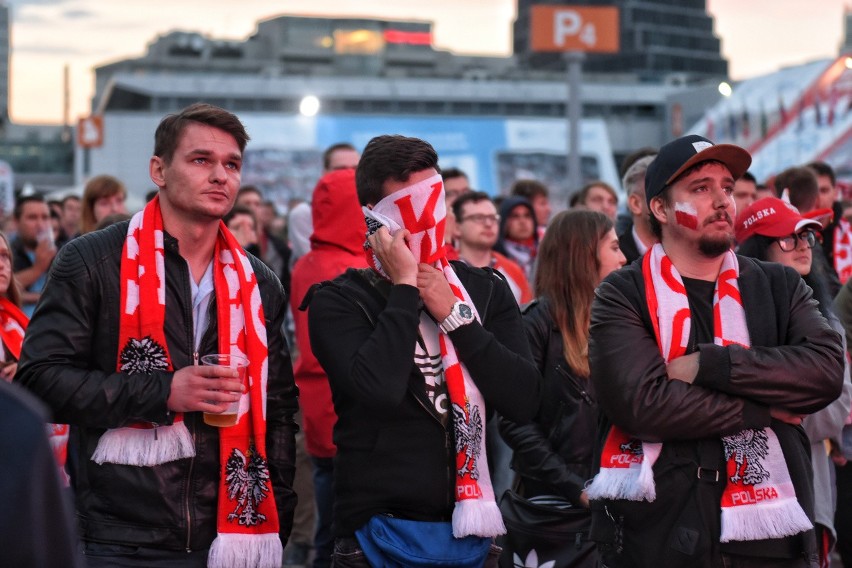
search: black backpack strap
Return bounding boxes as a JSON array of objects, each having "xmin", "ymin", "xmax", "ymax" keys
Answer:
[{"xmin": 300, "ymin": 269, "xmax": 389, "ymax": 328}]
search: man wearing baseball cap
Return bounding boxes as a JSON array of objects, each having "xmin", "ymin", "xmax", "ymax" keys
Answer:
[{"xmin": 587, "ymin": 134, "xmax": 844, "ymax": 566}]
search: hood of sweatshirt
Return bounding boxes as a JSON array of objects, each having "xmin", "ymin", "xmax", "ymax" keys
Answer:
[{"xmin": 309, "ymin": 168, "xmax": 367, "ymax": 255}]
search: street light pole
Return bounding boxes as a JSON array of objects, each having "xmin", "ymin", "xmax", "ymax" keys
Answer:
[{"xmin": 565, "ymin": 51, "xmax": 585, "ymax": 207}]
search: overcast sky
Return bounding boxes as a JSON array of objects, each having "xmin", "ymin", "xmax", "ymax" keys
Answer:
[{"xmin": 6, "ymin": 0, "xmax": 850, "ymax": 123}]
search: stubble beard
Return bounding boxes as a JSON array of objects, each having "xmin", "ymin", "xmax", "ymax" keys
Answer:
[{"xmin": 698, "ymin": 233, "xmax": 734, "ymax": 257}]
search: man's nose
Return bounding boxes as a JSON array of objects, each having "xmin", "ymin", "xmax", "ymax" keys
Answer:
[
  {"xmin": 210, "ymin": 161, "xmax": 227, "ymax": 183},
  {"xmin": 713, "ymin": 186, "xmax": 732, "ymax": 207}
]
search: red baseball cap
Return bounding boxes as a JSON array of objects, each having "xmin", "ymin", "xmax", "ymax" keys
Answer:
[{"xmin": 735, "ymin": 197, "xmax": 822, "ymax": 243}]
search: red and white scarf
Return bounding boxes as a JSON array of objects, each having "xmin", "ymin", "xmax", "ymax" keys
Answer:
[
  {"xmin": 588, "ymin": 243, "xmax": 812, "ymax": 542},
  {"xmin": 0, "ymin": 296, "xmax": 27, "ymax": 359},
  {"xmin": 93, "ymin": 196, "xmax": 281, "ymax": 568},
  {"xmin": 364, "ymin": 173, "xmax": 505, "ymax": 538},
  {"xmin": 834, "ymin": 219, "xmax": 852, "ymax": 284},
  {"xmin": 0, "ymin": 298, "xmax": 70, "ymax": 484}
]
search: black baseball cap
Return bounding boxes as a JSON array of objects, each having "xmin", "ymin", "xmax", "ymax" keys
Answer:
[{"xmin": 644, "ymin": 134, "xmax": 752, "ymax": 206}]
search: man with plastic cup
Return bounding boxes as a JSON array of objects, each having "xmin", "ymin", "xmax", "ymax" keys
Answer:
[
  {"xmin": 15, "ymin": 103, "xmax": 299, "ymax": 568},
  {"xmin": 11, "ymin": 192, "xmax": 56, "ymax": 316},
  {"xmin": 200, "ymin": 353, "xmax": 248, "ymax": 427}
]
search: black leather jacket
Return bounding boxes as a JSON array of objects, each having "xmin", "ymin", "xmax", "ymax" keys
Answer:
[
  {"xmin": 588, "ymin": 254, "xmax": 844, "ymax": 566},
  {"xmin": 500, "ymin": 298, "xmax": 596, "ymax": 506},
  {"xmin": 16, "ymin": 222, "xmax": 299, "ymax": 551}
]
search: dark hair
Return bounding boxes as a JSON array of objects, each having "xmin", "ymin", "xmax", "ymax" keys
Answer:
[
  {"xmin": 619, "ymin": 147, "xmax": 658, "ymax": 179},
  {"xmin": 145, "ymin": 189, "xmax": 158, "ymax": 203},
  {"xmin": 807, "ymin": 161, "xmax": 836, "ymax": 186},
  {"xmin": 60, "ymin": 194, "xmax": 80, "ymax": 207},
  {"xmin": 569, "ymin": 191, "xmax": 582, "ymax": 208},
  {"xmin": 0, "ymin": 231, "xmax": 21, "ymax": 307},
  {"xmin": 14, "ymin": 193, "xmax": 46, "ymax": 220},
  {"xmin": 738, "ymin": 234, "xmax": 833, "ymax": 320},
  {"xmin": 740, "ymin": 171, "xmax": 757, "ymax": 184},
  {"xmin": 153, "ymin": 103, "xmax": 249, "ymax": 164},
  {"xmin": 441, "ymin": 167, "xmax": 468, "ymax": 182},
  {"xmin": 452, "ymin": 191, "xmax": 493, "ymax": 221},
  {"xmin": 95, "ymin": 212, "xmax": 132, "ymax": 231},
  {"xmin": 224, "ymin": 205, "xmax": 256, "ymax": 229},
  {"xmin": 356, "ymin": 135, "xmax": 439, "ymax": 206},
  {"xmin": 237, "ymin": 185, "xmax": 263, "ymax": 200},
  {"xmin": 535, "ymin": 210, "xmax": 613, "ymax": 377},
  {"xmin": 648, "ymin": 186, "xmax": 670, "ymax": 240},
  {"xmin": 323, "ymin": 143, "xmax": 357, "ymax": 171},
  {"xmin": 756, "ymin": 182, "xmax": 774, "ymax": 196},
  {"xmin": 81, "ymin": 175, "xmax": 126, "ymax": 234},
  {"xmin": 577, "ymin": 180, "xmax": 617, "ymax": 205},
  {"xmin": 262, "ymin": 200, "xmax": 279, "ymax": 216},
  {"xmin": 510, "ymin": 179, "xmax": 549, "ymax": 200},
  {"xmin": 776, "ymin": 167, "xmax": 819, "ymax": 212}
]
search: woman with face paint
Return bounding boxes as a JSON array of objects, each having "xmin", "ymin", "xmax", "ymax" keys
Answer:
[
  {"xmin": 736, "ymin": 196, "xmax": 852, "ymax": 566},
  {"xmin": 498, "ymin": 210, "xmax": 625, "ymax": 567}
]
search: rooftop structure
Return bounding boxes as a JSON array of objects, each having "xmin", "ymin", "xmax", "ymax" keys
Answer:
[{"xmin": 513, "ymin": 0, "xmax": 728, "ymax": 81}]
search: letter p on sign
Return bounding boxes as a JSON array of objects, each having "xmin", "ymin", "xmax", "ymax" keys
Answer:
[
  {"xmin": 530, "ymin": 5, "xmax": 619, "ymax": 53},
  {"xmin": 554, "ymin": 10, "xmax": 582, "ymax": 46}
]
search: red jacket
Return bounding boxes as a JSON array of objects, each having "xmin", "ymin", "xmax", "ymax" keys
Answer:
[{"xmin": 290, "ymin": 169, "xmax": 368, "ymax": 457}]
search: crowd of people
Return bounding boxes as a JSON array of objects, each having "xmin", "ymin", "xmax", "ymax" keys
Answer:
[{"xmin": 1, "ymin": 102, "xmax": 852, "ymax": 568}]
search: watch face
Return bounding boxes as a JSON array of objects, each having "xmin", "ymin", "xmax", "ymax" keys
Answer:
[{"xmin": 458, "ymin": 303, "xmax": 473, "ymax": 319}]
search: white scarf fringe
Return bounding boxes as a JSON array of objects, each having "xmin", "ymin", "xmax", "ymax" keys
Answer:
[
  {"xmin": 207, "ymin": 532, "xmax": 283, "ymax": 568},
  {"xmin": 720, "ymin": 496, "xmax": 813, "ymax": 542},
  {"xmin": 91, "ymin": 423, "xmax": 195, "ymax": 466},
  {"xmin": 452, "ymin": 498, "xmax": 506, "ymax": 538}
]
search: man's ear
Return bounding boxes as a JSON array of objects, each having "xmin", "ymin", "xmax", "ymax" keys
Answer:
[
  {"xmin": 649, "ymin": 196, "xmax": 668, "ymax": 226},
  {"xmin": 627, "ymin": 193, "xmax": 643, "ymax": 216},
  {"xmin": 452, "ymin": 216, "xmax": 463, "ymax": 239},
  {"xmin": 149, "ymin": 156, "xmax": 165, "ymax": 188}
]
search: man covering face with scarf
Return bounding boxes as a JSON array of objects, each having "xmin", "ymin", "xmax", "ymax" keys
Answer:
[{"xmin": 307, "ymin": 134, "xmax": 540, "ymax": 566}]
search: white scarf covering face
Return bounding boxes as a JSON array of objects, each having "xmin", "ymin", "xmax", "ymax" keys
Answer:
[
  {"xmin": 587, "ymin": 243, "xmax": 812, "ymax": 543},
  {"xmin": 363, "ymin": 173, "xmax": 505, "ymax": 538}
]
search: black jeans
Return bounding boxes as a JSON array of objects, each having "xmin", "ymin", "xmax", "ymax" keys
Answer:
[
  {"xmin": 719, "ymin": 553, "xmax": 813, "ymax": 568},
  {"xmin": 312, "ymin": 456, "xmax": 335, "ymax": 568},
  {"xmin": 82, "ymin": 541, "xmax": 209, "ymax": 567}
]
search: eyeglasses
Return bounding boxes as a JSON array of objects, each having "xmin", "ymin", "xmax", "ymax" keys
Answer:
[
  {"xmin": 776, "ymin": 229, "xmax": 818, "ymax": 252},
  {"xmin": 460, "ymin": 214, "xmax": 500, "ymax": 225}
]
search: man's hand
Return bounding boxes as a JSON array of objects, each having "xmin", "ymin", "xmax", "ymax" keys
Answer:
[
  {"xmin": 0, "ymin": 362, "xmax": 16, "ymax": 383},
  {"xmin": 417, "ymin": 263, "xmax": 457, "ymax": 321},
  {"xmin": 33, "ymin": 237, "xmax": 56, "ymax": 271},
  {"xmin": 167, "ymin": 365, "xmax": 242, "ymax": 414},
  {"xmin": 666, "ymin": 352, "xmax": 700, "ymax": 384},
  {"xmin": 367, "ymin": 227, "xmax": 417, "ymax": 286},
  {"xmin": 769, "ymin": 407, "xmax": 805, "ymax": 426}
]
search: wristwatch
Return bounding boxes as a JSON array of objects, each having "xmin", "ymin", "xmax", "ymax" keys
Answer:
[{"xmin": 439, "ymin": 301, "xmax": 475, "ymax": 333}]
